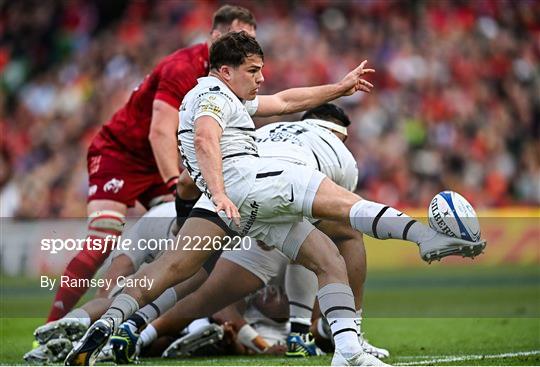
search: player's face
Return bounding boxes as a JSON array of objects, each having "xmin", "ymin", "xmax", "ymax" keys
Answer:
[{"xmin": 229, "ymin": 55, "xmax": 264, "ymax": 100}]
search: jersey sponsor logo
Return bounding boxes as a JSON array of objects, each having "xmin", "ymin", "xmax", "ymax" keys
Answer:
[
  {"xmin": 257, "ymin": 124, "xmax": 306, "ymax": 145},
  {"xmin": 241, "ymin": 201, "xmax": 259, "ymax": 236},
  {"xmin": 197, "ymin": 90, "xmax": 233, "ymax": 102},
  {"xmin": 103, "ymin": 178, "xmax": 124, "ymax": 194},
  {"xmin": 88, "ymin": 185, "xmax": 98, "ymax": 197},
  {"xmin": 199, "ymin": 103, "xmax": 222, "ymax": 115}
]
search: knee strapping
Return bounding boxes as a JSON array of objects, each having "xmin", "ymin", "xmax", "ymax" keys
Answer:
[{"xmin": 87, "ymin": 210, "xmax": 125, "ymax": 236}]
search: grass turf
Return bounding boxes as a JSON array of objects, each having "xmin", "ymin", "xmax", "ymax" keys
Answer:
[{"xmin": 1, "ymin": 265, "xmax": 539, "ymax": 365}]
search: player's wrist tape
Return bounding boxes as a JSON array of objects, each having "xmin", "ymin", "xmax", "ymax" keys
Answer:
[
  {"xmin": 165, "ymin": 176, "xmax": 179, "ymax": 194},
  {"xmin": 237, "ymin": 324, "xmax": 269, "ymax": 353}
]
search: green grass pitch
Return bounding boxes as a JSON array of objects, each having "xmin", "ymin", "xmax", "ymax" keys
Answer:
[{"xmin": 1, "ymin": 265, "xmax": 539, "ymax": 365}]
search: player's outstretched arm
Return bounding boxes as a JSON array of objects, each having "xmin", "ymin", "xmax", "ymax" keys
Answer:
[
  {"xmin": 194, "ymin": 116, "xmax": 240, "ymax": 224},
  {"xmin": 254, "ymin": 60, "xmax": 375, "ymax": 117}
]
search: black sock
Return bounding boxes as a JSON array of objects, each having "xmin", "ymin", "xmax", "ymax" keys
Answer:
[
  {"xmin": 290, "ymin": 322, "xmax": 310, "ymax": 334},
  {"xmin": 128, "ymin": 313, "xmax": 147, "ymax": 330}
]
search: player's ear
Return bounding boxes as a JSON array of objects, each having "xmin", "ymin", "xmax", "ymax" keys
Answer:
[
  {"xmin": 210, "ymin": 29, "xmax": 221, "ymax": 42},
  {"xmin": 220, "ymin": 65, "xmax": 232, "ymax": 81}
]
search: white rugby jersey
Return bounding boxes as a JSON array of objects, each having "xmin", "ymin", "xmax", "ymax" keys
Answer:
[
  {"xmin": 178, "ymin": 76, "xmax": 259, "ymax": 192},
  {"xmin": 256, "ymin": 119, "xmax": 359, "ymax": 191}
]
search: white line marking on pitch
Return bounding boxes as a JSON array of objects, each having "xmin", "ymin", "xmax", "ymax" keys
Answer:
[{"xmin": 396, "ymin": 350, "xmax": 540, "ymax": 365}]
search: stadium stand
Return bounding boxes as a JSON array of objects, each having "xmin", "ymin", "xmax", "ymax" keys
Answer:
[{"xmin": 1, "ymin": 0, "xmax": 538, "ymax": 218}]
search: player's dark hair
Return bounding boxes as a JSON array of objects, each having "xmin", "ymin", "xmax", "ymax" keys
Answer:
[
  {"xmin": 212, "ymin": 5, "xmax": 256, "ymax": 31},
  {"xmin": 210, "ymin": 31, "xmax": 264, "ymax": 70},
  {"xmin": 301, "ymin": 103, "xmax": 351, "ymax": 127}
]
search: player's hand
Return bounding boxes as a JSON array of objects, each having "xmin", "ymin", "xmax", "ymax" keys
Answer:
[
  {"xmin": 212, "ymin": 192, "xmax": 241, "ymax": 226},
  {"xmin": 222, "ymin": 322, "xmax": 247, "ymax": 355},
  {"xmin": 165, "ymin": 176, "xmax": 179, "ymax": 196},
  {"xmin": 339, "ymin": 60, "xmax": 375, "ymax": 96}
]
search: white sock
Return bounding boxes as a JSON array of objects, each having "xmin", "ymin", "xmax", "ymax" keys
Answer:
[
  {"xmin": 64, "ymin": 308, "xmax": 91, "ymax": 327},
  {"xmin": 355, "ymin": 309, "xmax": 362, "ymax": 338},
  {"xmin": 349, "ymin": 200, "xmax": 436, "ymax": 243},
  {"xmin": 318, "ymin": 283, "xmax": 362, "ymax": 356},
  {"xmin": 102, "ymin": 294, "xmax": 139, "ymax": 328},
  {"xmin": 139, "ymin": 324, "xmax": 158, "ymax": 348},
  {"xmin": 137, "ymin": 287, "xmax": 177, "ymax": 324}
]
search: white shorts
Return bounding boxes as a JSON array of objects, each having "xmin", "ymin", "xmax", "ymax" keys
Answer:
[
  {"xmin": 195, "ymin": 158, "xmax": 324, "ymax": 259},
  {"xmin": 220, "ymin": 240, "xmax": 289, "ymax": 285},
  {"xmin": 110, "ymin": 202, "xmax": 176, "ymax": 270}
]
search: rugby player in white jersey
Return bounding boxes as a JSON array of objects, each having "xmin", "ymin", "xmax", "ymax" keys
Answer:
[
  {"xmin": 67, "ymin": 32, "xmax": 485, "ymax": 367},
  {"xmin": 109, "ymin": 104, "xmax": 387, "ymax": 363},
  {"xmin": 27, "ymin": 105, "xmax": 386, "ymax": 365}
]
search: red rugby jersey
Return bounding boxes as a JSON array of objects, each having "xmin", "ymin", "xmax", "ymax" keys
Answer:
[{"xmin": 89, "ymin": 43, "xmax": 209, "ymax": 171}]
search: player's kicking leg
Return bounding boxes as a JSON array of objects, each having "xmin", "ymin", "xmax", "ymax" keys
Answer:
[
  {"xmin": 312, "ymin": 177, "xmax": 486, "ymax": 262},
  {"xmin": 305, "ymin": 178, "xmax": 485, "ymax": 365}
]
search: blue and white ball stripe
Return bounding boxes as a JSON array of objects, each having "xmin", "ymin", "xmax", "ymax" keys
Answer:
[{"xmin": 428, "ymin": 191, "xmax": 481, "ymax": 242}]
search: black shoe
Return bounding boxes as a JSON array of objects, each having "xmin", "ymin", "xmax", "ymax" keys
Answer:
[{"xmin": 64, "ymin": 319, "xmax": 113, "ymax": 366}]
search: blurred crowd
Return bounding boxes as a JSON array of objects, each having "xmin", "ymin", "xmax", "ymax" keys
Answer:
[{"xmin": 1, "ymin": 0, "xmax": 539, "ymax": 218}]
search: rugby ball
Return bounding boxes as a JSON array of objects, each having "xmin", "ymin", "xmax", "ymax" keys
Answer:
[{"xmin": 428, "ymin": 191, "xmax": 480, "ymax": 242}]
